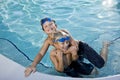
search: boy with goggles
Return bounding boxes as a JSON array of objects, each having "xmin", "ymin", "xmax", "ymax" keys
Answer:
[
  {"xmin": 52, "ymin": 31, "xmax": 78, "ymax": 65},
  {"xmin": 25, "ymin": 18, "xmax": 111, "ymax": 77},
  {"xmin": 51, "ymin": 31, "xmax": 98, "ymax": 77},
  {"xmin": 24, "ymin": 18, "xmax": 79, "ymax": 77},
  {"xmin": 52, "ymin": 31, "xmax": 79, "ymax": 61}
]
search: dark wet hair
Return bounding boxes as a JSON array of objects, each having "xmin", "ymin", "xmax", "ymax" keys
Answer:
[{"xmin": 40, "ymin": 17, "xmax": 56, "ymax": 31}]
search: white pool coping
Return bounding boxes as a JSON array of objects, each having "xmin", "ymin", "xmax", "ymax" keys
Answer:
[{"xmin": 0, "ymin": 54, "xmax": 120, "ymax": 80}]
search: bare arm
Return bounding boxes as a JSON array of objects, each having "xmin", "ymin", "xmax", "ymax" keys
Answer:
[
  {"xmin": 63, "ymin": 45, "xmax": 78, "ymax": 58},
  {"xmin": 24, "ymin": 38, "xmax": 50, "ymax": 77},
  {"xmin": 31, "ymin": 39, "xmax": 50, "ymax": 67}
]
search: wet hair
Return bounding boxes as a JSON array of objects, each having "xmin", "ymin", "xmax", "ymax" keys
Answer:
[
  {"xmin": 40, "ymin": 17, "xmax": 56, "ymax": 31},
  {"xmin": 52, "ymin": 32, "xmax": 64, "ymax": 43},
  {"xmin": 52, "ymin": 31, "xmax": 69, "ymax": 43}
]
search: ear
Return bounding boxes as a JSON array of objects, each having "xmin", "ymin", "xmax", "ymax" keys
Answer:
[
  {"xmin": 52, "ymin": 20, "xmax": 56, "ymax": 23},
  {"xmin": 55, "ymin": 24, "xmax": 57, "ymax": 27},
  {"xmin": 52, "ymin": 20, "xmax": 57, "ymax": 27}
]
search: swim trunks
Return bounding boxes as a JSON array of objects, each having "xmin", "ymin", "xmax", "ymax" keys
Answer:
[
  {"xmin": 77, "ymin": 41, "xmax": 105, "ymax": 68},
  {"xmin": 64, "ymin": 60, "xmax": 94, "ymax": 77},
  {"xmin": 64, "ymin": 41, "xmax": 105, "ymax": 77}
]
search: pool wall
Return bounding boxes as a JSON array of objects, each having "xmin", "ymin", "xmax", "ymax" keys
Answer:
[{"xmin": 0, "ymin": 54, "xmax": 120, "ymax": 80}]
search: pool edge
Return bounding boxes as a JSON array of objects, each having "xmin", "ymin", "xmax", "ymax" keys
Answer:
[{"xmin": 0, "ymin": 54, "xmax": 120, "ymax": 80}]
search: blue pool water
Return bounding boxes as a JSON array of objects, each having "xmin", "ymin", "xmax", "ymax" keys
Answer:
[{"xmin": 0, "ymin": 0, "xmax": 120, "ymax": 78}]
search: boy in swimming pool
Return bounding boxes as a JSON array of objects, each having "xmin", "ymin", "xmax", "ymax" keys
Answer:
[
  {"xmin": 51, "ymin": 30, "xmax": 111, "ymax": 77},
  {"xmin": 50, "ymin": 31, "xmax": 95, "ymax": 76},
  {"xmin": 50, "ymin": 31, "xmax": 79, "ymax": 72},
  {"xmin": 24, "ymin": 17, "xmax": 111, "ymax": 77},
  {"xmin": 24, "ymin": 18, "xmax": 78, "ymax": 77}
]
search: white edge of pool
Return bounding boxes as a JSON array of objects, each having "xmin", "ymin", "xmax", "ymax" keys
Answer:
[{"xmin": 0, "ymin": 54, "xmax": 120, "ymax": 80}]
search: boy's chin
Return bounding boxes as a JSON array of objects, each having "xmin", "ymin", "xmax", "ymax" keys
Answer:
[{"xmin": 62, "ymin": 48, "xmax": 68, "ymax": 52}]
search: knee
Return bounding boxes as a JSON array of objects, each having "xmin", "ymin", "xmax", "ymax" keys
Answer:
[{"xmin": 96, "ymin": 59, "xmax": 105, "ymax": 68}]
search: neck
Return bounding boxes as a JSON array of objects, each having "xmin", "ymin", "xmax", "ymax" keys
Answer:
[{"xmin": 53, "ymin": 29, "xmax": 58, "ymax": 33}]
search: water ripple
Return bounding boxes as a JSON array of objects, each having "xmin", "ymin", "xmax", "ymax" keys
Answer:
[{"xmin": 0, "ymin": 0, "xmax": 120, "ymax": 77}]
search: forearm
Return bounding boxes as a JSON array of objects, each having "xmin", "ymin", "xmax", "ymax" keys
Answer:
[
  {"xmin": 57, "ymin": 52, "xmax": 64, "ymax": 72},
  {"xmin": 58, "ymin": 57, "xmax": 64, "ymax": 72},
  {"xmin": 31, "ymin": 53, "xmax": 43, "ymax": 67},
  {"xmin": 31, "ymin": 38, "xmax": 50, "ymax": 67}
]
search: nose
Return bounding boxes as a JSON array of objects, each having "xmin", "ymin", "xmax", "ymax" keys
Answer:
[
  {"xmin": 47, "ymin": 25, "xmax": 53, "ymax": 31},
  {"xmin": 64, "ymin": 41, "xmax": 69, "ymax": 47},
  {"xmin": 64, "ymin": 41, "xmax": 67, "ymax": 45}
]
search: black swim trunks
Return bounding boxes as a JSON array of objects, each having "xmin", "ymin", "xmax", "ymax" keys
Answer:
[
  {"xmin": 64, "ymin": 60, "xmax": 94, "ymax": 77},
  {"xmin": 64, "ymin": 41, "xmax": 105, "ymax": 77},
  {"xmin": 77, "ymin": 41, "xmax": 105, "ymax": 68}
]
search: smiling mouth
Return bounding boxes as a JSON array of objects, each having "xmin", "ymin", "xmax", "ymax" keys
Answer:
[{"xmin": 51, "ymin": 28, "xmax": 54, "ymax": 30}]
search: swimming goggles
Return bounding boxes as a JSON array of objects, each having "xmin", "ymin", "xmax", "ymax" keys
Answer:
[
  {"xmin": 41, "ymin": 18, "xmax": 52, "ymax": 25},
  {"xmin": 55, "ymin": 36, "xmax": 70, "ymax": 43}
]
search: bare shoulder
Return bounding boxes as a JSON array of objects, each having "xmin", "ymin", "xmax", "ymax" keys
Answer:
[
  {"xmin": 38, "ymin": 37, "xmax": 51, "ymax": 56},
  {"xmin": 45, "ymin": 37, "xmax": 51, "ymax": 43},
  {"xmin": 60, "ymin": 29, "xmax": 69, "ymax": 34},
  {"xmin": 45, "ymin": 36, "xmax": 54, "ymax": 45}
]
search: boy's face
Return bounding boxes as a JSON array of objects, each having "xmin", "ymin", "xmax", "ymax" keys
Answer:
[
  {"xmin": 57, "ymin": 41, "xmax": 70, "ymax": 52},
  {"xmin": 42, "ymin": 21, "xmax": 57, "ymax": 34}
]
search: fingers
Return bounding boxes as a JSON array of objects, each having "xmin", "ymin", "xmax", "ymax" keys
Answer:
[
  {"xmin": 24, "ymin": 68, "xmax": 32, "ymax": 77},
  {"xmin": 33, "ymin": 68, "xmax": 36, "ymax": 73},
  {"xmin": 24, "ymin": 67, "xmax": 36, "ymax": 77},
  {"xmin": 70, "ymin": 46, "xmax": 77, "ymax": 51}
]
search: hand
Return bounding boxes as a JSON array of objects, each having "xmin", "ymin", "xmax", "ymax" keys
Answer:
[
  {"xmin": 24, "ymin": 66, "xmax": 36, "ymax": 77},
  {"xmin": 69, "ymin": 46, "xmax": 77, "ymax": 52},
  {"xmin": 71, "ymin": 40, "xmax": 78, "ymax": 50},
  {"xmin": 64, "ymin": 46, "xmax": 77, "ymax": 54}
]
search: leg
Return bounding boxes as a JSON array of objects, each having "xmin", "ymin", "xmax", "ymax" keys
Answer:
[
  {"xmin": 72, "ymin": 61, "xmax": 95, "ymax": 75},
  {"xmin": 78, "ymin": 42, "xmax": 106, "ymax": 68},
  {"xmin": 100, "ymin": 41, "xmax": 110, "ymax": 65},
  {"xmin": 87, "ymin": 41, "xmax": 110, "ymax": 68}
]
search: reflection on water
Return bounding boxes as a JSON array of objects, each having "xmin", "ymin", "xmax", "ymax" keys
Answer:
[{"xmin": 102, "ymin": 0, "xmax": 117, "ymax": 8}]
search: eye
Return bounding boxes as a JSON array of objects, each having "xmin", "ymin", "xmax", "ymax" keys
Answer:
[
  {"xmin": 44, "ymin": 25, "xmax": 47, "ymax": 29},
  {"xmin": 66, "ymin": 41, "xmax": 69, "ymax": 44}
]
